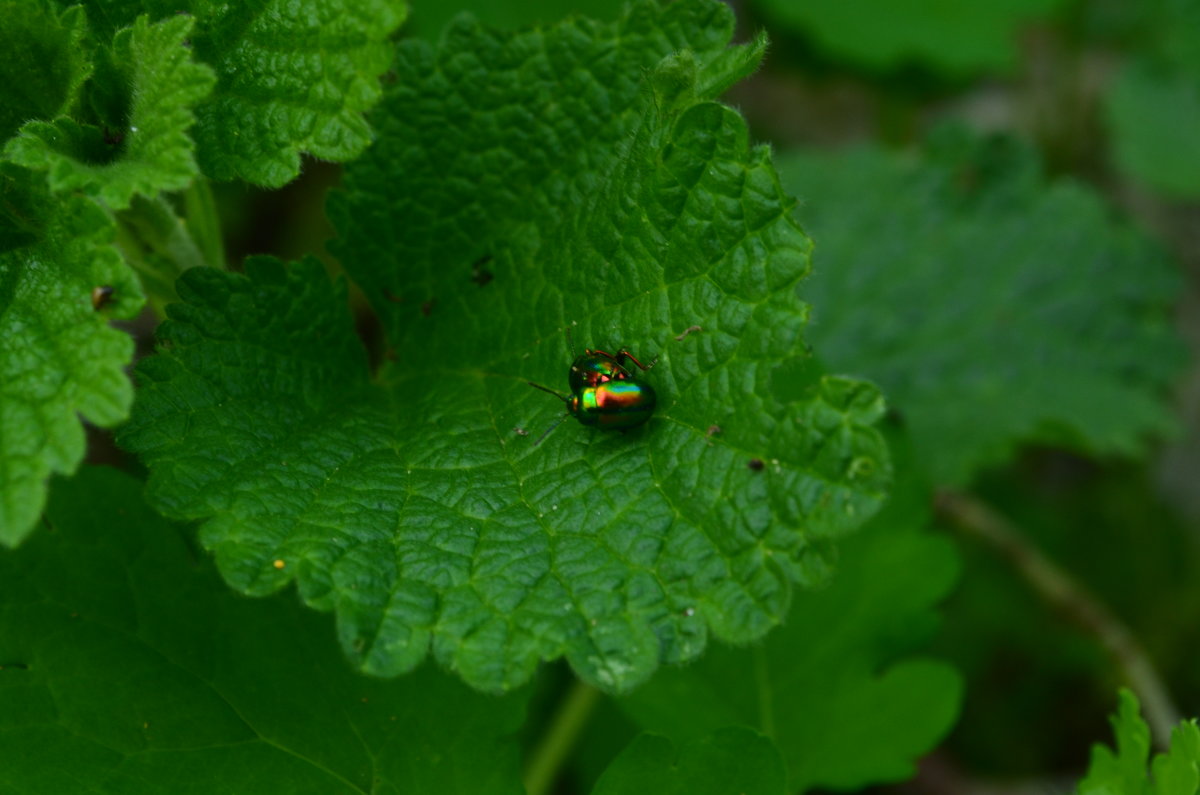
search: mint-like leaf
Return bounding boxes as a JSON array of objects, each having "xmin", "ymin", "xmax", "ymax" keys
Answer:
[
  {"xmin": 0, "ymin": 466, "xmax": 528, "ymax": 794},
  {"xmin": 191, "ymin": 0, "xmax": 406, "ymax": 186},
  {"xmin": 71, "ymin": 0, "xmax": 406, "ymax": 187},
  {"xmin": 750, "ymin": 0, "xmax": 1065, "ymax": 74},
  {"xmin": 0, "ymin": 169, "xmax": 142, "ymax": 546},
  {"xmin": 0, "ymin": 3, "xmax": 90, "ymax": 144},
  {"xmin": 1078, "ymin": 690, "xmax": 1200, "ymax": 795},
  {"xmin": 5, "ymin": 14, "xmax": 214, "ymax": 209},
  {"xmin": 122, "ymin": 0, "xmax": 889, "ymax": 694},
  {"xmin": 591, "ymin": 728, "xmax": 787, "ymax": 795},
  {"xmin": 616, "ymin": 459, "xmax": 962, "ymax": 791},
  {"xmin": 780, "ymin": 132, "xmax": 1184, "ymax": 485}
]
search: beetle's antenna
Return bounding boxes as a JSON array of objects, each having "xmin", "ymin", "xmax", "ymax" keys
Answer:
[
  {"xmin": 533, "ymin": 413, "xmax": 570, "ymax": 446},
  {"xmin": 565, "ymin": 325, "xmax": 577, "ymax": 358},
  {"xmin": 528, "ymin": 381, "xmax": 569, "ymax": 402}
]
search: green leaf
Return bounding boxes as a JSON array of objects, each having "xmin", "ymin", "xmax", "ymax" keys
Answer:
[
  {"xmin": 749, "ymin": 0, "xmax": 1066, "ymax": 75},
  {"xmin": 1078, "ymin": 690, "xmax": 1200, "ymax": 795},
  {"xmin": 122, "ymin": 0, "xmax": 891, "ymax": 694},
  {"xmin": 1104, "ymin": 0, "xmax": 1200, "ymax": 200},
  {"xmin": 616, "ymin": 452, "xmax": 962, "ymax": 792},
  {"xmin": 192, "ymin": 0, "xmax": 406, "ymax": 186},
  {"xmin": 1106, "ymin": 62, "xmax": 1200, "ymax": 198},
  {"xmin": 75, "ymin": 0, "xmax": 407, "ymax": 187},
  {"xmin": 778, "ymin": 131, "xmax": 1185, "ymax": 486},
  {"xmin": 67, "ymin": 0, "xmax": 406, "ymax": 187},
  {"xmin": 0, "ymin": 466, "xmax": 529, "ymax": 794},
  {"xmin": 406, "ymin": 0, "xmax": 625, "ymax": 40},
  {"xmin": 0, "ymin": 3, "xmax": 90, "ymax": 144},
  {"xmin": 590, "ymin": 728, "xmax": 787, "ymax": 795},
  {"xmin": 0, "ymin": 168, "xmax": 142, "ymax": 547},
  {"xmin": 5, "ymin": 14, "xmax": 215, "ymax": 209}
]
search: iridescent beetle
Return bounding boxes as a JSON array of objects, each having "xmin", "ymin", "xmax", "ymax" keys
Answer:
[{"xmin": 528, "ymin": 329, "xmax": 658, "ymax": 445}]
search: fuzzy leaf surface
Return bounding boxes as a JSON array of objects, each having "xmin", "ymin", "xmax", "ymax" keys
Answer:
[
  {"xmin": 617, "ymin": 454, "xmax": 962, "ymax": 792},
  {"xmin": 0, "ymin": 3, "xmax": 90, "ymax": 144},
  {"xmin": 0, "ymin": 466, "xmax": 528, "ymax": 794},
  {"xmin": 4, "ymin": 14, "xmax": 214, "ymax": 209},
  {"xmin": 750, "ymin": 0, "xmax": 1065, "ymax": 75},
  {"xmin": 591, "ymin": 728, "xmax": 787, "ymax": 795},
  {"xmin": 779, "ymin": 133, "xmax": 1184, "ymax": 485},
  {"xmin": 122, "ymin": 0, "xmax": 890, "ymax": 694},
  {"xmin": 72, "ymin": 0, "xmax": 407, "ymax": 187},
  {"xmin": 1078, "ymin": 690, "xmax": 1200, "ymax": 795},
  {"xmin": 0, "ymin": 170, "xmax": 142, "ymax": 546}
]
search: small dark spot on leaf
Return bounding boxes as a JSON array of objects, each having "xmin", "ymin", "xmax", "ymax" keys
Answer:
[
  {"xmin": 471, "ymin": 254, "xmax": 494, "ymax": 286},
  {"xmin": 91, "ymin": 285, "xmax": 115, "ymax": 310},
  {"xmin": 383, "ymin": 289, "xmax": 403, "ymax": 303},
  {"xmin": 747, "ymin": 458, "xmax": 764, "ymax": 472},
  {"xmin": 421, "ymin": 299, "xmax": 436, "ymax": 317}
]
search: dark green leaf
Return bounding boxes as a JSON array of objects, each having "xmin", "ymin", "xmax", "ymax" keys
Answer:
[
  {"xmin": 591, "ymin": 728, "xmax": 787, "ymax": 795},
  {"xmin": 0, "ymin": 3, "xmax": 90, "ymax": 144},
  {"xmin": 779, "ymin": 132, "xmax": 1184, "ymax": 485},
  {"xmin": 406, "ymin": 0, "xmax": 625, "ymax": 40},
  {"xmin": 749, "ymin": 0, "xmax": 1066, "ymax": 75},
  {"xmin": 1104, "ymin": 0, "xmax": 1200, "ymax": 199},
  {"xmin": 0, "ymin": 466, "xmax": 528, "ymax": 794}
]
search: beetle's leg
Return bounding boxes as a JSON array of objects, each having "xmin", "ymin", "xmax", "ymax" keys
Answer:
[
  {"xmin": 614, "ymin": 349, "xmax": 658, "ymax": 372},
  {"xmin": 533, "ymin": 413, "xmax": 571, "ymax": 445}
]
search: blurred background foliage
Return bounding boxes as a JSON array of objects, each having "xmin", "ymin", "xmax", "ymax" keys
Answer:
[{"xmin": 203, "ymin": 0, "xmax": 1200, "ymax": 791}]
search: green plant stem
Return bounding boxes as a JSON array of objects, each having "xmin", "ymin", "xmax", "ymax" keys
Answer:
[
  {"xmin": 936, "ymin": 489, "xmax": 1182, "ymax": 750},
  {"xmin": 115, "ymin": 193, "xmax": 210, "ymax": 311},
  {"xmin": 183, "ymin": 177, "xmax": 225, "ymax": 269},
  {"xmin": 523, "ymin": 678, "xmax": 601, "ymax": 795}
]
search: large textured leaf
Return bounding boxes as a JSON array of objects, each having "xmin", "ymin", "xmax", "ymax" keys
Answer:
[
  {"xmin": 1078, "ymin": 690, "xmax": 1200, "ymax": 795},
  {"xmin": 5, "ymin": 14, "xmax": 215, "ymax": 209},
  {"xmin": 749, "ymin": 0, "xmax": 1065, "ymax": 75},
  {"xmin": 0, "ymin": 466, "xmax": 528, "ymax": 794},
  {"xmin": 121, "ymin": 0, "xmax": 890, "ymax": 694},
  {"xmin": 0, "ymin": 169, "xmax": 142, "ymax": 546},
  {"xmin": 616, "ymin": 443, "xmax": 962, "ymax": 792},
  {"xmin": 779, "ymin": 132, "xmax": 1184, "ymax": 485},
  {"xmin": 72, "ymin": 0, "xmax": 407, "ymax": 187}
]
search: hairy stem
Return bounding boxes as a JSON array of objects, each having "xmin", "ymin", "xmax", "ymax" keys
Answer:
[
  {"xmin": 523, "ymin": 678, "xmax": 601, "ymax": 795},
  {"xmin": 936, "ymin": 489, "xmax": 1181, "ymax": 749}
]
